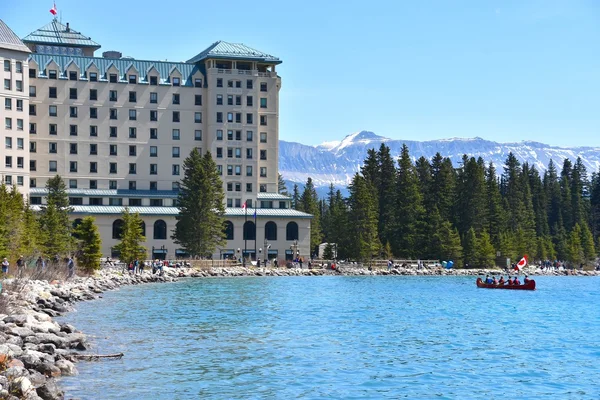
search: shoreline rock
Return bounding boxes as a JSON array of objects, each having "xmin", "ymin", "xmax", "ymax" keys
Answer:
[{"xmin": 0, "ymin": 264, "xmax": 596, "ymax": 399}]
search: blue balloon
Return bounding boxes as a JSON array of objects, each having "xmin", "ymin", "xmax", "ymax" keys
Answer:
[{"xmin": 447, "ymin": 261, "xmax": 454, "ymax": 269}]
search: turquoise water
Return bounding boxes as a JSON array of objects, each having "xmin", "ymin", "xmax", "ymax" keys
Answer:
[{"xmin": 61, "ymin": 276, "xmax": 600, "ymax": 399}]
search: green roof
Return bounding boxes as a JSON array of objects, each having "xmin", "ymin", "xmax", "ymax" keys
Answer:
[
  {"xmin": 0, "ymin": 19, "xmax": 30, "ymax": 53},
  {"xmin": 187, "ymin": 40, "xmax": 281, "ymax": 64},
  {"xmin": 257, "ymin": 193, "xmax": 292, "ymax": 201},
  {"xmin": 22, "ymin": 20, "xmax": 100, "ymax": 49},
  {"xmin": 29, "ymin": 53, "xmax": 202, "ymax": 85}
]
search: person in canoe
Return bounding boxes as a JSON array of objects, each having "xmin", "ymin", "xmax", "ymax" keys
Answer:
[
  {"xmin": 513, "ymin": 276, "xmax": 520, "ymax": 285},
  {"xmin": 485, "ymin": 275, "xmax": 493, "ymax": 284},
  {"xmin": 524, "ymin": 275, "xmax": 530, "ymax": 284},
  {"xmin": 492, "ymin": 276, "xmax": 498, "ymax": 284},
  {"xmin": 507, "ymin": 276, "xmax": 513, "ymax": 285},
  {"xmin": 498, "ymin": 276, "xmax": 505, "ymax": 285}
]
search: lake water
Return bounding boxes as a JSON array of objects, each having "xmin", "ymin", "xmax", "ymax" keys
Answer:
[{"xmin": 61, "ymin": 276, "xmax": 600, "ymax": 399}]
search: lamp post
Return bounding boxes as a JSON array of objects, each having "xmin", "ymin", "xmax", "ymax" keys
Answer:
[{"xmin": 264, "ymin": 238, "xmax": 269, "ymax": 265}]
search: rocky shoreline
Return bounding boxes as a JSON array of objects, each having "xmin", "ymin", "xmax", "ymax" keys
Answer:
[{"xmin": 1, "ymin": 264, "xmax": 597, "ymax": 399}]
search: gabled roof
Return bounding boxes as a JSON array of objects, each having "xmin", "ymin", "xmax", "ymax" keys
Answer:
[
  {"xmin": 187, "ymin": 40, "xmax": 281, "ymax": 64},
  {"xmin": 0, "ymin": 19, "xmax": 31, "ymax": 53},
  {"xmin": 22, "ymin": 20, "xmax": 100, "ymax": 49}
]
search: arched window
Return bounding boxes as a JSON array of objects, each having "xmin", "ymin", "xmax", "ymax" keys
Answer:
[
  {"xmin": 139, "ymin": 221, "xmax": 146, "ymax": 237},
  {"xmin": 243, "ymin": 221, "xmax": 256, "ymax": 240},
  {"xmin": 154, "ymin": 220, "xmax": 167, "ymax": 240},
  {"xmin": 224, "ymin": 221, "xmax": 234, "ymax": 240},
  {"xmin": 286, "ymin": 222, "xmax": 299, "ymax": 241},
  {"xmin": 265, "ymin": 221, "xmax": 277, "ymax": 241},
  {"xmin": 112, "ymin": 219, "xmax": 124, "ymax": 239}
]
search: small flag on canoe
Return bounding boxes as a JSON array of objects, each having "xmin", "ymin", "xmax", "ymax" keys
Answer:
[
  {"xmin": 49, "ymin": 2, "xmax": 58, "ymax": 15},
  {"xmin": 515, "ymin": 255, "xmax": 528, "ymax": 270}
]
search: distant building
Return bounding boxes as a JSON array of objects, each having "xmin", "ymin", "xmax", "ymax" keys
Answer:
[{"xmin": 0, "ymin": 17, "xmax": 312, "ymax": 261}]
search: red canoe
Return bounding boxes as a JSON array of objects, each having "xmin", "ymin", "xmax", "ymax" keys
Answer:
[{"xmin": 476, "ymin": 278, "xmax": 536, "ymax": 291}]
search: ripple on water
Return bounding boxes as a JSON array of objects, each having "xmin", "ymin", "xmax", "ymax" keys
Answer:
[{"xmin": 60, "ymin": 276, "xmax": 600, "ymax": 399}]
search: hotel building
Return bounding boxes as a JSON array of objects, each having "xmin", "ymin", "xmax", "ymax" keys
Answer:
[{"xmin": 0, "ymin": 18, "xmax": 312, "ymax": 261}]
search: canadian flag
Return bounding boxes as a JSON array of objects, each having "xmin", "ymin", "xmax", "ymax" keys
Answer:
[
  {"xmin": 515, "ymin": 255, "xmax": 528, "ymax": 270},
  {"xmin": 241, "ymin": 201, "xmax": 246, "ymax": 211},
  {"xmin": 50, "ymin": 2, "xmax": 58, "ymax": 15}
]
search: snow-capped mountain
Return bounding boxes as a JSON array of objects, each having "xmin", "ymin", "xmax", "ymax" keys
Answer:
[{"xmin": 279, "ymin": 131, "xmax": 600, "ymax": 193}]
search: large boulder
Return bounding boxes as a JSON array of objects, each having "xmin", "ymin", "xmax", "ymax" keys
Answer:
[
  {"xmin": 54, "ymin": 360, "xmax": 77, "ymax": 376},
  {"xmin": 36, "ymin": 380, "xmax": 64, "ymax": 400}
]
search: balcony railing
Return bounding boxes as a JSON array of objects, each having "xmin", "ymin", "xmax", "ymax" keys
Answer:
[{"xmin": 211, "ymin": 68, "xmax": 275, "ymax": 78}]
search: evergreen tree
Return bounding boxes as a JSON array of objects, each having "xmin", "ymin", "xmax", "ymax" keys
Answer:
[
  {"xmin": 376, "ymin": 144, "xmax": 397, "ymax": 251},
  {"xmin": 0, "ymin": 183, "xmax": 26, "ymax": 260},
  {"xmin": 560, "ymin": 159, "xmax": 574, "ymax": 230},
  {"xmin": 485, "ymin": 163, "xmax": 505, "ymax": 246},
  {"xmin": 431, "ymin": 155, "xmax": 456, "ymax": 223},
  {"xmin": 299, "ymin": 178, "xmax": 322, "ymax": 254},
  {"xmin": 580, "ymin": 223, "xmax": 596, "ymax": 261},
  {"xmin": 292, "ymin": 184, "xmax": 300, "ymax": 210},
  {"xmin": 544, "ymin": 159, "xmax": 563, "ymax": 235},
  {"xmin": 347, "ymin": 173, "xmax": 380, "ymax": 261},
  {"xmin": 567, "ymin": 223, "xmax": 584, "ymax": 266},
  {"xmin": 322, "ymin": 243, "xmax": 334, "ymax": 260},
  {"xmin": 462, "ymin": 227, "xmax": 478, "ymax": 268},
  {"xmin": 361, "ymin": 148, "xmax": 380, "ymax": 190},
  {"xmin": 476, "ymin": 231, "xmax": 496, "ymax": 268},
  {"xmin": 20, "ymin": 202, "xmax": 41, "ymax": 260},
  {"xmin": 172, "ymin": 149, "xmax": 226, "ymax": 257},
  {"xmin": 438, "ymin": 220, "xmax": 463, "ymax": 267},
  {"xmin": 328, "ymin": 190, "xmax": 349, "ymax": 259},
  {"xmin": 73, "ymin": 216, "xmax": 103, "ymax": 273},
  {"xmin": 114, "ymin": 208, "xmax": 147, "ymax": 264},
  {"xmin": 591, "ymin": 170, "xmax": 600, "ymax": 242},
  {"xmin": 455, "ymin": 156, "xmax": 487, "ymax": 235},
  {"xmin": 39, "ymin": 175, "xmax": 73, "ymax": 257},
  {"xmin": 278, "ymin": 173, "xmax": 289, "ymax": 196}
]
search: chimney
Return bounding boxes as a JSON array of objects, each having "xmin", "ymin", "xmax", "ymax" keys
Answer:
[{"xmin": 66, "ymin": 23, "xmax": 70, "ymax": 32}]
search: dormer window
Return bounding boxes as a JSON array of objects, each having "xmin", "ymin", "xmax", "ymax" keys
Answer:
[
  {"xmin": 69, "ymin": 71, "xmax": 77, "ymax": 81},
  {"xmin": 109, "ymin": 74, "xmax": 117, "ymax": 83},
  {"xmin": 48, "ymin": 70, "xmax": 57, "ymax": 79},
  {"xmin": 89, "ymin": 72, "xmax": 98, "ymax": 82},
  {"xmin": 150, "ymin": 76, "xmax": 158, "ymax": 85},
  {"xmin": 172, "ymin": 77, "xmax": 181, "ymax": 86},
  {"xmin": 129, "ymin": 74, "xmax": 137, "ymax": 84}
]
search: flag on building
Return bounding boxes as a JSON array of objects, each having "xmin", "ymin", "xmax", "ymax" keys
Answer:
[
  {"xmin": 253, "ymin": 208, "xmax": 257, "ymax": 220},
  {"xmin": 49, "ymin": 2, "xmax": 58, "ymax": 15},
  {"xmin": 242, "ymin": 201, "xmax": 246, "ymax": 211}
]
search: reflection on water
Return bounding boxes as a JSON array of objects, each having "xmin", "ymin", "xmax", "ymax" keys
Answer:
[{"xmin": 61, "ymin": 276, "xmax": 600, "ymax": 399}]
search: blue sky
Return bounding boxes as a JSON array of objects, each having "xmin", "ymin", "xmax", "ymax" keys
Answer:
[{"xmin": 4, "ymin": 0, "xmax": 599, "ymax": 147}]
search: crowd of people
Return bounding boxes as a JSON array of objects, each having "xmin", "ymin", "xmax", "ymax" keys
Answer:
[
  {"xmin": 1, "ymin": 255, "xmax": 75, "ymax": 278},
  {"xmin": 484, "ymin": 274, "xmax": 532, "ymax": 286}
]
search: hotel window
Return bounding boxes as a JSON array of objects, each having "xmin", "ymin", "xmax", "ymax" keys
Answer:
[
  {"xmin": 17, "ymin": 138, "xmax": 23, "ymax": 150},
  {"xmin": 128, "ymin": 181, "xmax": 136, "ymax": 190},
  {"xmin": 69, "ymin": 71, "xmax": 77, "ymax": 81},
  {"xmin": 29, "ymin": 68, "xmax": 36, "ymax": 78},
  {"xmin": 90, "ymin": 89, "xmax": 98, "ymax": 100},
  {"xmin": 108, "ymin": 144, "xmax": 118, "ymax": 156},
  {"xmin": 150, "ymin": 110, "xmax": 158, "ymax": 121},
  {"xmin": 70, "ymin": 161, "xmax": 78, "ymax": 172},
  {"xmin": 129, "ymin": 74, "xmax": 137, "ymax": 84},
  {"xmin": 195, "ymin": 95, "xmax": 202, "ymax": 106},
  {"xmin": 29, "ymin": 86, "xmax": 36, "ymax": 97},
  {"xmin": 216, "ymin": 94, "xmax": 223, "ymax": 105},
  {"xmin": 29, "ymin": 123, "xmax": 37, "ymax": 134},
  {"xmin": 195, "ymin": 78, "xmax": 202, "ymax": 88},
  {"xmin": 246, "ymin": 183, "xmax": 252, "ymax": 193},
  {"xmin": 129, "ymin": 127, "xmax": 137, "ymax": 138},
  {"xmin": 260, "ymin": 115, "xmax": 267, "ymax": 126},
  {"xmin": 89, "ymin": 72, "xmax": 98, "ymax": 82},
  {"xmin": 227, "ymin": 165, "xmax": 233, "ymax": 176},
  {"xmin": 260, "ymin": 82, "xmax": 267, "ymax": 92},
  {"xmin": 15, "ymin": 81, "xmax": 22, "ymax": 92},
  {"xmin": 246, "ymin": 166, "xmax": 253, "ymax": 176},
  {"xmin": 247, "ymin": 79, "xmax": 253, "ymax": 89},
  {"xmin": 172, "ymin": 77, "xmax": 180, "ymax": 86},
  {"xmin": 5, "ymin": 118, "xmax": 11, "ymax": 129},
  {"xmin": 129, "ymin": 91, "xmax": 137, "ymax": 102},
  {"xmin": 30, "ymin": 179, "xmax": 36, "ymax": 188},
  {"xmin": 173, "ymin": 182, "xmax": 181, "ymax": 191},
  {"xmin": 90, "ymin": 144, "xmax": 97, "ymax": 155},
  {"xmin": 260, "ymin": 167, "xmax": 267, "ymax": 177},
  {"xmin": 172, "ymin": 164, "xmax": 180, "ymax": 175},
  {"xmin": 227, "ymin": 130, "xmax": 233, "ymax": 140},
  {"xmin": 149, "ymin": 181, "xmax": 158, "ymax": 191},
  {"xmin": 129, "ymin": 109, "xmax": 137, "ymax": 120},
  {"xmin": 109, "ymin": 74, "xmax": 117, "ymax": 83},
  {"xmin": 90, "ymin": 125, "xmax": 98, "ymax": 137},
  {"xmin": 235, "ymin": 148, "xmax": 242, "ymax": 159},
  {"xmin": 109, "ymin": 90, "xmax": 117, "ymax": 101},
  {"xmin": 235, "ymin": 183, "xmax": 241, "ymax": 192},
  {"xmin": 246, "ymin": 114, "xmax": 253, "ymax": 124},
  {"xmin": 109, "ymin": 180, "xmax": 117, "ymax": 189},
  {"xmin": 150, "ymin": 164, "xmax": 158, "ymax": 175},
  {"xmin": 172, "ymin": 147, "xmax": 180, "ymax": 158},
  {"xmin": 129, "ymin": 163, "xmax": 136, "ymax": 174},
  {"xmin": 90, "ymin": 180, "xmax": 97, "ymax": 189},
  {"xmin": 49, "ymin": 70, "xmax": 57, "ymax": 79},
  {"xmin": 15, "ymin": 62, "xmax": 22, "ymax": 73},
  {"xmin": 216, "ymin": 130, "xmax": 223, "ymax": 140},
  {"xmin": 172, "ymin": 129, "xmax": 180, "ymax": 140},
  {"xmin": 247, "ymin": 96, "xmax": 253, "ymax": 106},
  {"xmin": 69, "ymin": 143, "xmax": 78, "ymax": 155},
  {"xmin": 4, "ymin": 98, "xmax": 10, "ymax": 110},
  {"xmin": 150, "ymin": 128, "xmax": 158, "ymax": 139},
  {"xmin": 150, "ymin": 76, "xmax": 158, "ymax": 85},
  {"xmin": 4, "ymin": 176, "xmax": 12, "ymax": 185},
  {"xmin": 150, "ymin": 92, "xmax": 158, "ymax": 104},
  {"xmin": 227, "ymin": 112, "xmax": 233, "ymax": 123},
  {"xmin": 49, "ymin": 87, "xmax": 57, "ymax": 98},
  {"xmin": 89, "ymin": 197, "xmax": 103, "ymax": 205},
  {"xmin": 109, "ymin": 198, "xmax": 123, "ymax": 206},
  {"xmin": 260, "ymin": 132, "xmax": 267, "ymax": 143},
  {"xmin": 30, "ymin": 160, "xmax": 36, "ymax": 171},
  {"xmin": 16, "ymin": 100, "xmax": 23, "ymax": 111},
  {"xmin": 150, "ymin": 199, "xmax": 163, "ymax": 207},
  {"xmin": 49, "ymin": 124, "xmax": 57, "ymax": 135},
  {"xmin": 227, "ymin": 95, "xmax": 233, "ymax": 106},
  {"xmin": 110, "ymin": 109, "xmax": 118, "ymax": 120},
  {"xmin": 194, "ymin": 130, "xmax": 202, "ymax": 141},
  {"xmin": 3, "ymin": 60, "xmax": 9, "ymax": 71},
  {"xmin": 260, "ymin": 184, "xmax": 267, "ymax": 192},
  {"xmin": 216, "ymin": 112, "xmax": 223, "ymax": 123},
  {"xmin": 217, "ymin": 78, "xmax": 223, "ymax": 87},
  {"xmin": 172, "ymin": 111, "xmax": 180, "ymax": 122},
  {"xmin": 217, "ymin": 165, "xmax": 222, "ymax": 175},
  {"xmin": 172, "ymin": 94, "xmax": 180, "ymax": 105},
  {"xmin": 260, "ymin": 98, "xmax": 267, "ymax": 108},
  {"xmin": 227, "ymin": 148, "xmax": 233, "ymax": 158},
  {"xmin": 246, "ymin": 131, "xmax": 253, "ymax": 142},
  {"xmin": 16, "ymin": 119, "xmax": 23, "ymax": 131},
  {"xmin": 235, "ymin": 166, "xmax": 241, "ymax": 176},
  {"xmin": 109, "ymin": 163, "xmax": 117, "ymax": 174},
  {"xmin": 49, "ymin": 160, "xmax": 57, "ymax": 172},
  {"xmin": 150, "ymin": 146, "xmax": 158, "ymax": 157},
  {"xmin": 216, "ymin": 148, "xmax": 223, "ymax": 158},
  {"xmin": 90, "ymin": 108, "xmax": 98, "ymax": 119},
  {"xmin": 129, "ymin": 197, "xmax": 141, "ymax": 205},
  {"xmin": 246, "ymin": 148, "xmax": 253, "ymax": 159},
  {"xmin": 260, "ymin": 150, "xmax": 267, "ymax": 160},
  {"xmin": 3, "ymin": 79, "xmax": 9, "ymax": 90},
  {"xmin": 226, "ymin": 198, "xmax": 232, "ymax": 207},
  {"xmin": 5, "ymin": 137, "xmax": 11, "ymax": 149},
  {"xmin": 194, "ymin": 112, "xmax": 202, "ymax": 123},
  {"xmin": 235, "ymin": 95, "xmax": 241, "ymax": 106},
  {"xmin": 110, "ymin": 126, "xmax": 118, "ymax": 137},
  {"xmin": 129, "ymin": 145, "xmax": 136, "ymax": 156},
  {"xmin": 16, "ymin": 176, "xmax": 23, "ymax": 186},
  {"xmin": 69, "ymin": 88, "xmax": 77, "ymax": 99},
  {"xmin": 70, "ymin": 125, "xmax": 78, "ymax": 136},
  {"xmin": 5, "ymin": 156, "xmax": 11, "ymax": 168},
  {"xmin": 235, "ymin": 113, "xmax": 242, "ymax": 123}
]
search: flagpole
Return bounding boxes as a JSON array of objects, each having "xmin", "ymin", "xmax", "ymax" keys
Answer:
[{"xmin": 243, "ymin": 202, "xmax": 247, "ymax": 268}]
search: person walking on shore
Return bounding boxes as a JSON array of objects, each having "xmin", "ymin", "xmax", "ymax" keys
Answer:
[
  {"xmin": 1, "ymin": 258, "xmax": 9, "ymax": 276},
  {"xmin": 67, "ymin": 257, "xmax": 75, "ymax": 279},
  {"xmin": 16, "ymin": 255, "xmax": 24, "ymax": 277}
]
